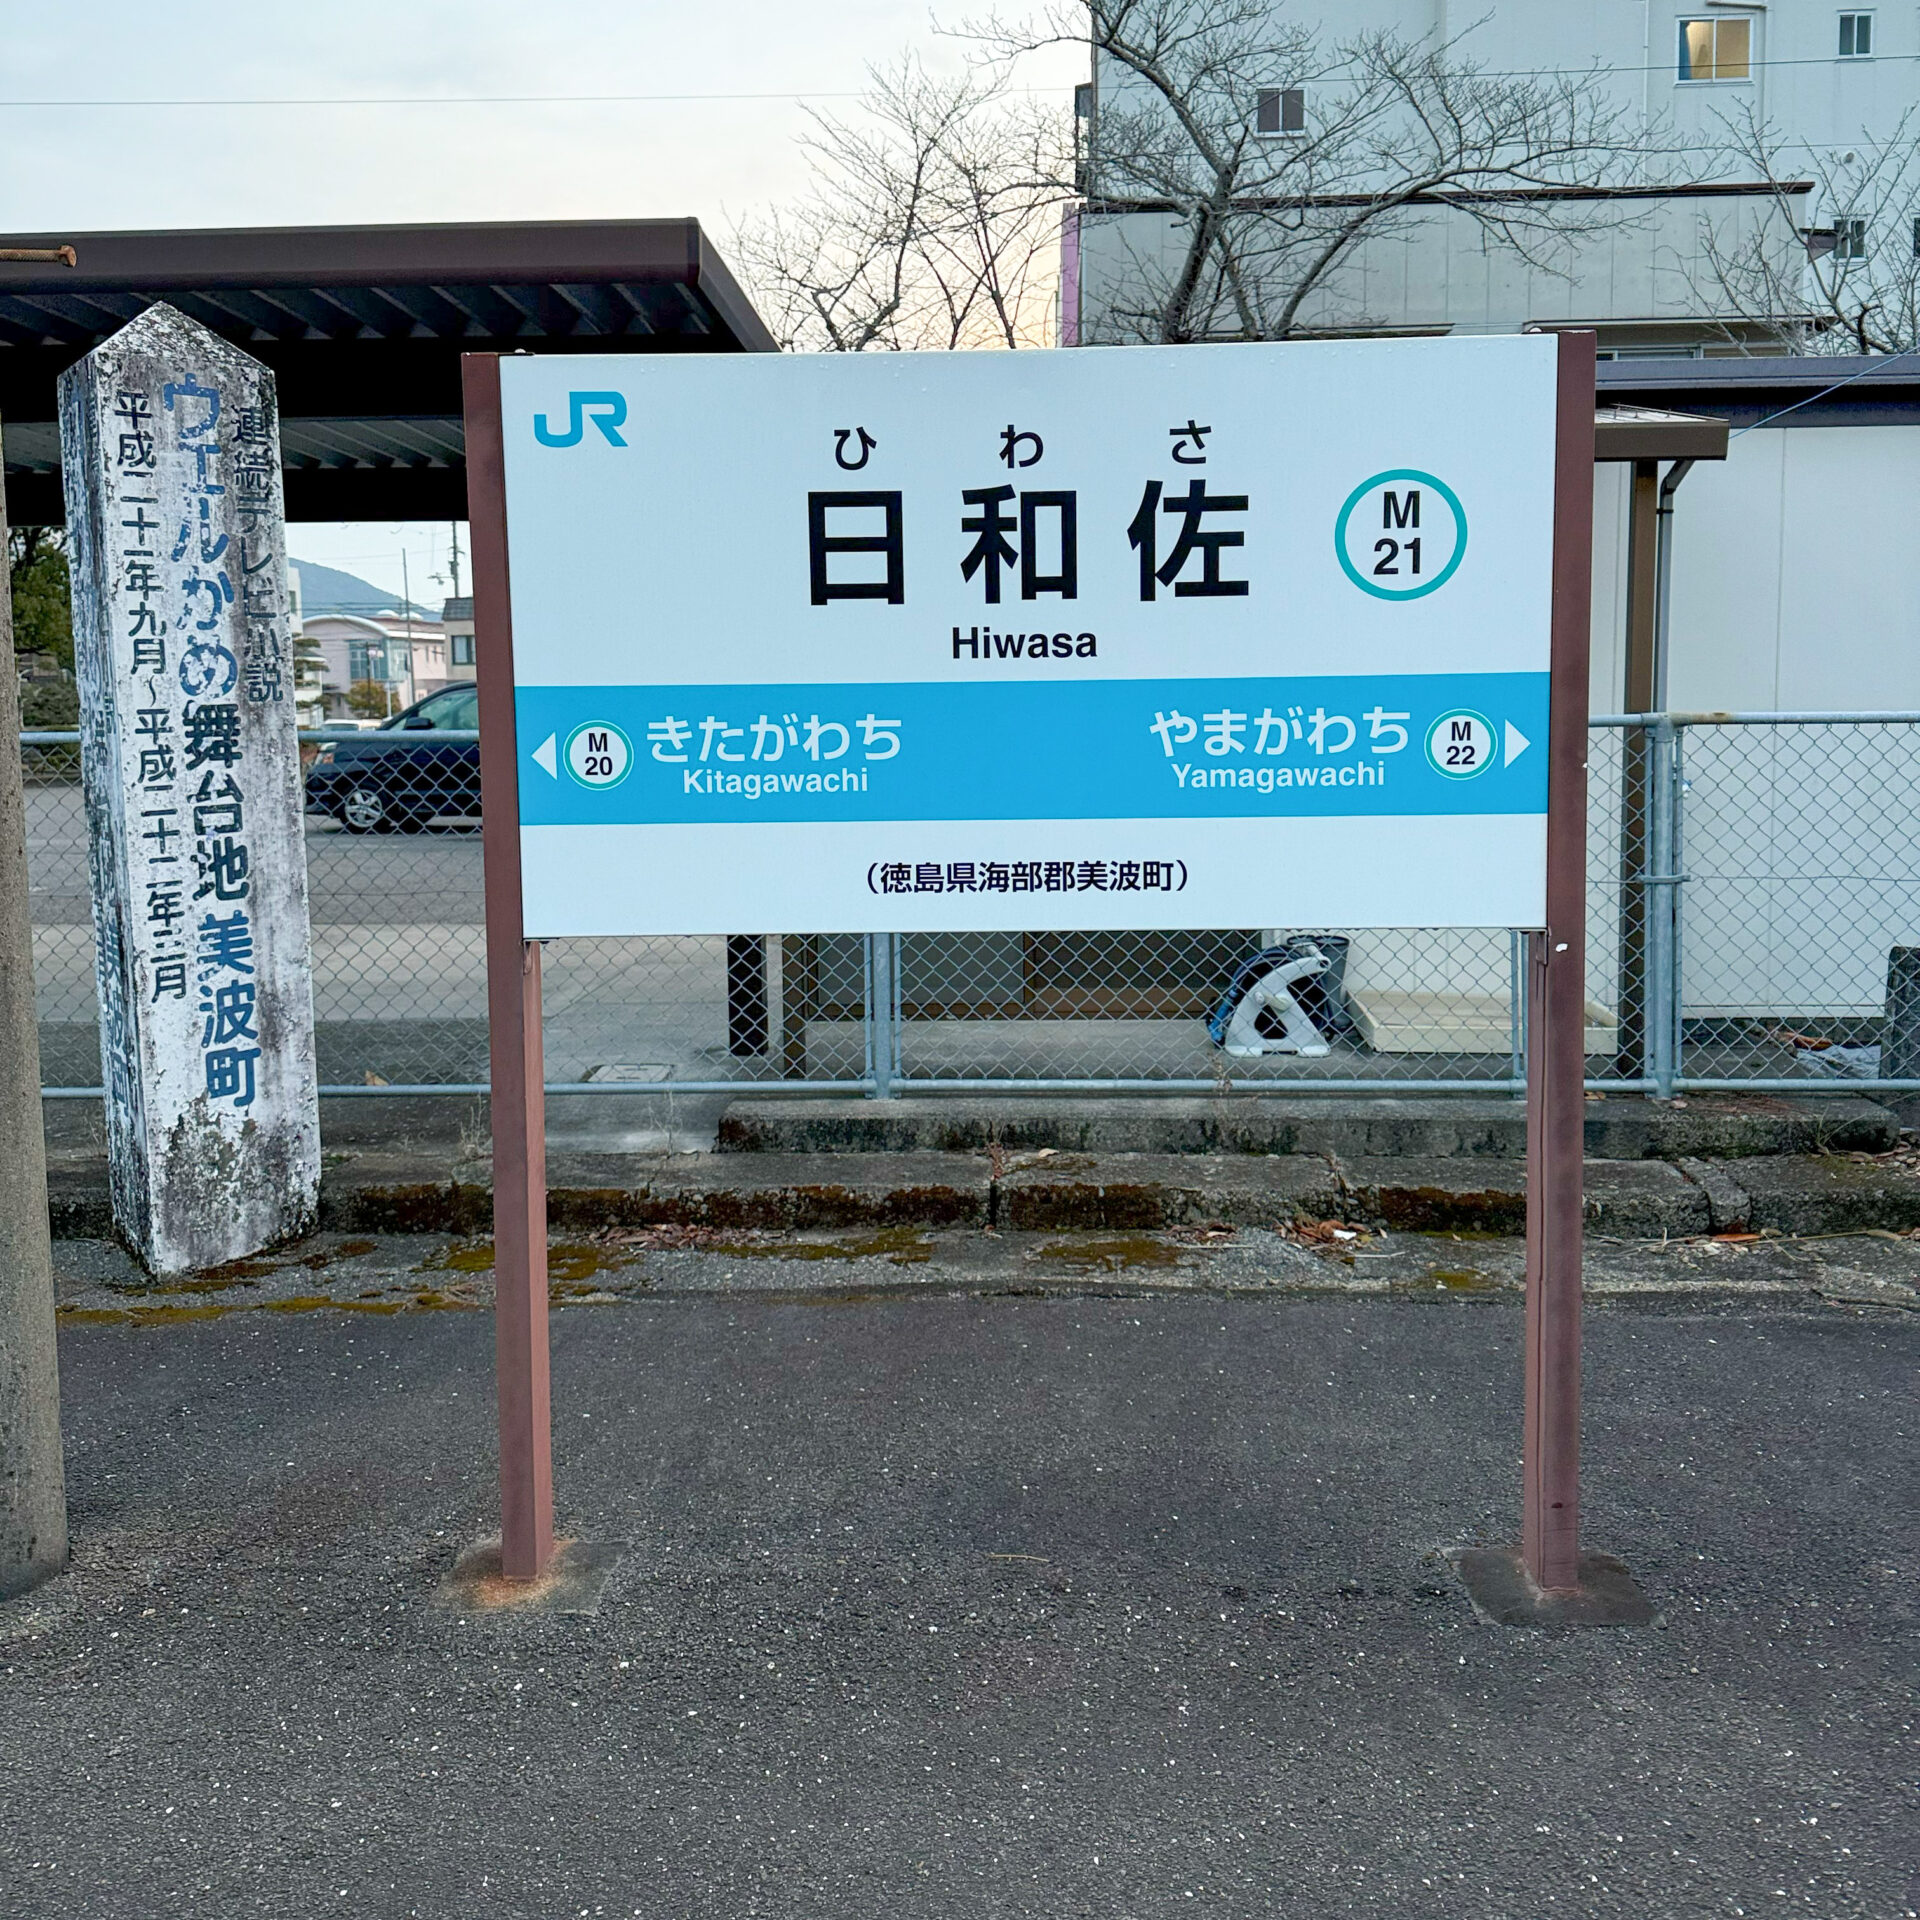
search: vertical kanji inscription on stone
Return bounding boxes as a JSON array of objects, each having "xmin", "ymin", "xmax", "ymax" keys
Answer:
[{"xmin": 59, "ymin": 303, "xmax": 319, "ymax": 1274}]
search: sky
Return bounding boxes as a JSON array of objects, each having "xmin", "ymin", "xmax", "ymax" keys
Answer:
[{"xmin": 1, "ymin": 0, "xmax": 1085, "ymax": 605}]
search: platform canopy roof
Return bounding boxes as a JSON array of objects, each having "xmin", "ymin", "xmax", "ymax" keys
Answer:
[
  {"xmin": 0, "ymin": 218, "xmax": 775, "ymax": 525},
  {"xmin": 1595, "ymin": 352, "xmax": 1920, "ymax": 430}
]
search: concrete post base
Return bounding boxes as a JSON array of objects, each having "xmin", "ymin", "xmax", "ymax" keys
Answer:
[
  {"xmin": 434, "ymin": 1535, "xmax": 627, "ymax": 1615},
  {"xmin": 1450, "ymin": 1546, "xmax": 1660, "ymax": 1628}
]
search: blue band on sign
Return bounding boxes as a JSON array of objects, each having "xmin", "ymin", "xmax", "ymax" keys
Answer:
[{"xmin": 515, "ymin": 674, "xmax": 1548, "ymax": 827}]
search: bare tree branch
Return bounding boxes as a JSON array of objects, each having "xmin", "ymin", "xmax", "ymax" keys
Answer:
[
  {"xmin": 738, "ymin": 6, "xmax": 1704, "ymax": 355},
  {"xmin": 729, "ymin": 57, "xmax": 1073, "ymax": 351},
  {"xmin": 971, "ymin": 0, "xmax": 1682, "ymax": 344},
  {"xmin": 1693, "ymin": 100, "xmax": 1920, "ymax": 355}
]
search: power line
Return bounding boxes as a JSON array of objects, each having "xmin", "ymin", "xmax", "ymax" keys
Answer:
[{"xmin": 1732, "ymin": 345, "xmax": 1920, "ymax": 436}]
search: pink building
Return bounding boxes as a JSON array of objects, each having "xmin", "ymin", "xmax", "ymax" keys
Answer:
[{"xmin": 300, "ymin": 611, "xmax": 448, "ymax": 722}]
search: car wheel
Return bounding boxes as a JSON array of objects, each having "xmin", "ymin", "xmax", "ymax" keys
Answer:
[{"xmin": 341, "ymin": 784, "xmax": 392, "ymax": 833}]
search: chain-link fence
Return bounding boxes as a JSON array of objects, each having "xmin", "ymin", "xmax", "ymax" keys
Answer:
[
  {"xmin": 23, "ymin": 714, "xmax": 1920, "ymax": 1099},
  {"xmin": 1660, "ymin": 714, "xmax": 1920, "ymax": 1092}
]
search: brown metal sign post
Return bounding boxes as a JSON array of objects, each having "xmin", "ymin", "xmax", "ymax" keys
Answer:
[
  {"xmin": 464, "ymin": 353, "xmax": 554, "ymax": 1582},
  {"xmin": 1460, "ymin": 331, "xmax": 1654, "ymax": 1623},
  {"xmin": 1527, "ymin": 333, "xmax": 1597, "ymax": 1593}
]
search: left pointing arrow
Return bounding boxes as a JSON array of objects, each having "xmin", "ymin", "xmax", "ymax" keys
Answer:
[{"xmin": 532, "ymin": 733, "xmax": 558, "ymax": 778}]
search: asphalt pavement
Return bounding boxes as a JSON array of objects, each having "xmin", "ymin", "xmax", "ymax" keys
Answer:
[{"xmin": 2, "ymin": 1257, "xmax": 1914, "ymax": 1919}]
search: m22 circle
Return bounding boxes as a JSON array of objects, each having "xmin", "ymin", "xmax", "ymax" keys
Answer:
[
  {"xmin": 1335, "ymin": 469, "xmax": 1467, "ymax": 601},
  {"xmin": 1426, "ymin": 709, "xmax": 1495, "ymax": 779},
  {"xmin": 564, "ymin": 722, "xmax": 633, "ymax": 789}
]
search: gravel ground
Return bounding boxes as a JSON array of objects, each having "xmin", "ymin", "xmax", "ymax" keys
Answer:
[{"xmin": 2, "ymin": 1232, "xmax": 1915, "ymax": 1919}]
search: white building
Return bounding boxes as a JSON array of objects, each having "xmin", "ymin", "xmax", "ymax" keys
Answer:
[
  {"xmin": 288, "ymin": 564, "xmax": 328, "ymax": 730},
  {"xmin": 1590, "ymin": 357, "xmax": 1920, "ymax": 1026},
  {"xmin": 298, "ymin": 610, "xmax": 448, "ymax": 721},
  {"xmin": 1071, "ymin": 1, "xmax": 1915, "ymax": 354},
  {"xmin": 1067, "ymin": 3, "xmax": 1920, "ymax": 722},
  {"xmin": 440, "ymin": 596, "xmax": 476, "ymax": 684}
]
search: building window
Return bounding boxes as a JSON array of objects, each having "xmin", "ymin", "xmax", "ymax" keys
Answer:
[
  {"xmin": 1677, "ymin": 16, "xmax": 1751, "ymax": 81},
  {"xmin": 1833, "ymin": 216, "xmax": 1868, "ymax": 260},
  {"xmin": 346, "ymin": 638, "xmax": 388, "ymax": 683},
  {"xmin": 450, "ymin": 635, "xmax": 475, "ymax": 666},
  {"xmin": 1838, "ymin": 12, "xmax": 1873, "ymax": 57},
  {"xmin": 1256, "ymin": 87, "xmax": 1305, "ymax": 135}
]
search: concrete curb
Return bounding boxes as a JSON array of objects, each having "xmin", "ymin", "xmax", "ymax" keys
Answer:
[
  {"xmin": 334, "ymin": 1152, "xmax": 995, "ymax": 1235},
  {"xmin": 715, "ymin": 1094, "xmax": 1902, "ymax": 1163},
  {"xmin": 1724, "ymin": 1153, "xmax": 1920, "ymax": 1235},
  {"xmin": 997, "ymin": 1155, "xmax": 1345, "ymax": 1232},
  {"xmin": 46, "ymin": 1144, "xmax": 1920, "ymax": 1247},
  {"xmin": 1677, "ymin": 1156, "xmax": 1752, "ymax": 1233}
]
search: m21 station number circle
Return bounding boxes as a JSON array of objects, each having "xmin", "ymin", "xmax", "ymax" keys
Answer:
[
  {"xmin": 1426, "ymin": 709, "xmax": 1496, "ymax": 779},
  {"xmin": 564, "ymin": 721, "xmax": 632, "ymax": 789},
  {"xmin": 1335, "ymin": 469, "xmax": 1467, "ymax": 601}
]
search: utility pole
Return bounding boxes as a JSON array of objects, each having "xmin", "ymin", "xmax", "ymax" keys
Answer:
[
  {"xmin": 448, "ymin": 521, "xmax": 463, "ymax": 600},
  {"xmin": 0, "ymin": 415, "xmax": 68, "ymax": 1600},
  {"xmin": 400, "ymin": 548, "xmax": 416, "ymax": 708}
]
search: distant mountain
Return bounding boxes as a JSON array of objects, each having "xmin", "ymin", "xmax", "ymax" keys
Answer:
[{"xmin": 289, "ymin": 558, "xmax": 427, "ymax": 618}]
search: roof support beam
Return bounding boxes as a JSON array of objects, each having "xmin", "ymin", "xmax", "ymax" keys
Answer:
[
  {"xmin": 552, "ymin": 282, "xmax": 630, "ymax": 336},
  {"xmin": 166, "ymin": 285, "xmax": 313, "ymax": 341},
  {"xmin": 371, "ymin": 283, "xmax": 477, "ymax": 338}
]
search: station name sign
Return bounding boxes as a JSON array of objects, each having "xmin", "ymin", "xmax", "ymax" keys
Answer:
[{"xmin": 497, "ymin": 337, "xmax": 1559, "ymax": 935}]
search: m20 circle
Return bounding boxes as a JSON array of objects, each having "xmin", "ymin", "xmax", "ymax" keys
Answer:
[
  {"xmin": 564, "ymin": 722, "xmax": 633, "ymax": 789},
  {"xmin": 1335, "ymin": 469, "xmax": 1467, "ymax": 601}
]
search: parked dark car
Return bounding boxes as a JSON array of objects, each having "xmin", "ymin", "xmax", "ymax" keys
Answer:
[{"xmin": 305, "ymin": 684, "xmax": 481, "ymax": 832}]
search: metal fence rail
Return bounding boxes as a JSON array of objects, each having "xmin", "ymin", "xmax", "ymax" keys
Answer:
[{"xmin": 23, "ymin": 715, "xmax": 1920, "ymax": 1098}]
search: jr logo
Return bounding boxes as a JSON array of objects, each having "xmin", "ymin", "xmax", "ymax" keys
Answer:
[{"xmin": 533, "ymin": 391, "xmax": 628, "ymax": 448}]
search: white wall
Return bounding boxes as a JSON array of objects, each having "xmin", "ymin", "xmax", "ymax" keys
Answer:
[
  {"xmin": 1077, "ymin": 192, "xmax": 1799, "ymax": 342},
  {"xmin": 1587, "ymin": 424, "xmax": 1920, "ymax": 716},
  {"xmin": 1600, "ymin": 424, "xmax": 1920, "ymax": 1018},
  {"xmin": 1661, "ymin": 424, "xmax": 1920, "ymax": 709}
]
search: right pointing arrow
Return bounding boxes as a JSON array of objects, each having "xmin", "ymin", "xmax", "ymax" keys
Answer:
[{"xmin": 1503, "ymin": 720, "xmax": 1530, "ymax": 768}]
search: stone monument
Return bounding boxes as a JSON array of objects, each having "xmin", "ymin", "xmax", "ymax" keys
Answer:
[{"xmin": 59, "ymin": 304, "xmax": 319, "ymax": 1273}]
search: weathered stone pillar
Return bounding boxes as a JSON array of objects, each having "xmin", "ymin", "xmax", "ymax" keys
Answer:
[
  {"xmin": 59, "ymin": 304, "xmax": 319, "ymax": 1274},
  {"xmin": 0, "ymin": 413, "xmax": 67, "ymax": 1598}
]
